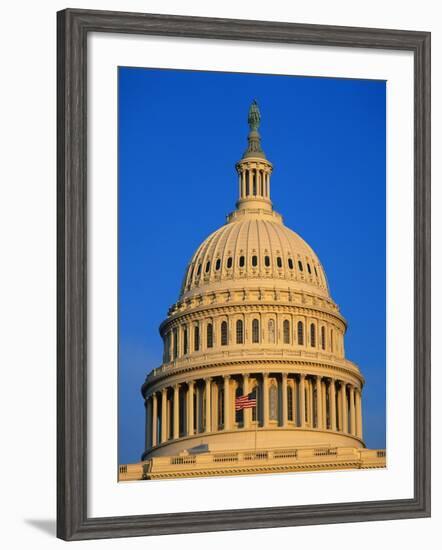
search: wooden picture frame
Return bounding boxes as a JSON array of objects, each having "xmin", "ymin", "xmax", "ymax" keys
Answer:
[{"xmin": 57, "ymin": 8, "xmax": 431, "ymax": 540}]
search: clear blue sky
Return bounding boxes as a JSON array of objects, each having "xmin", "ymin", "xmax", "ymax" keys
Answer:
[{"xmin": 118, "ymin": 67, "xmax": 386, "ymax": 465}]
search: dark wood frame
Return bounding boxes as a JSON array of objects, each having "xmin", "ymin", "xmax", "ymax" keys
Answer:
[{"xmin": 57, "ymin": 8, "xmax": 431, "ymax": 541}]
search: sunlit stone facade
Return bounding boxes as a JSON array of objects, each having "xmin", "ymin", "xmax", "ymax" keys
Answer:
[{"xmin": 120, "ymin": 101, "xmax": 385, "ymax": 481}]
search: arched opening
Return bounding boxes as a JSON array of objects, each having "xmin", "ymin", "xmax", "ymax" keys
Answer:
[
  {"xmin": 297, "ymin": 321, "xmax": 304, "ymax": 345},
  {"xmin": 221, "ymin": 321, "xmax": 228, "ymax": 346},
  {"xmin": 236, "ymin": 319, "xmax": 244, "ymax": 344},
  {"xmin": 252, "ymin": 318, "xmax": 260, "ymax": 343},
  {"xmin": 283, "ymin": 319, "xmax": 290, "ymax": 344},
  {"xmin": 310, "ymin": 323, "xmax": 316, "ymax": 347},
  {"xmin": 194, "ymin": 325, "xmax": 200, "ymax": 351},
  {"xmin": 207, "ymin": 323, "xmax": 213, "ymax": 348}
]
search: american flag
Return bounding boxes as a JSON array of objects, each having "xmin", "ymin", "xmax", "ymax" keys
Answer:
[{"xmin": 235, "ymin": 391, "xmax": 257, "ymax": 411}]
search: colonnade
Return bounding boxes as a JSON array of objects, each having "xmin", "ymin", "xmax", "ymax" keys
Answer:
[
  {"xmin": 144, "ymin": 373, "xmax": 363, "ymax": 451},
  {"xmin": 238, "ymin": 165, "xmax": 271, "ymax": 200}
]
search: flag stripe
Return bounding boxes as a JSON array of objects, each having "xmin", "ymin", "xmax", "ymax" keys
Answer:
[{"xmin": 235, "ymin": 392, "xmax": 257, "ymax": 411}]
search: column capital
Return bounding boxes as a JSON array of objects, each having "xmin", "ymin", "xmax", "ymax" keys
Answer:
[
  {"xmin": 187, "ymin": 379, "xmax": 195, "ymax": 388},
  {"xmin": 223, "ymin": 374, "xmax": 230, "ymax": 380},
  {"xmin": 282, "ymin": 372, "xmax": 288, "ymax": 380},
  {"xmin": 174, "ymin": 383, "xmax": 181, "ymax": 390},
  {"xmin": 263, "ymin": 371, "xmax": 270, "ymax": 379}
]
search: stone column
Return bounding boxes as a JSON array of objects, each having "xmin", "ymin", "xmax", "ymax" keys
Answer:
[
  {"xmin": 356, "ymin": 388, "xmax": 363, "ymax": 439},
  {"xmin": 263, "ymin": 373, "xmax": 269, "ymax": 428},
  {"xmin": 299, "ymin": 374, "xmax": 306, "ymax": 428},
  {"xmin": 330, "ymin": 379, "xmax": 337, "ymax": 431},
  {"xmin": 243, "ymin": 373, "xmax": 251, "ymax": 429},
  {"xmin": 151, "ymin": 392, "xmax": 158, "ymax": 447},
  {"xmin": 161, "ymin": 387, "xmax": 168, "ymax": 442},
  {"xmin": 281, "ymin": 373, "xmax": 288, "ymax": 427},
  {"xmin": 293, "ymin": 377, "xmax": 298, "ymax": 425},
  {"xmin": 187, "ymin": 381, "xmax": 194, "ymax": 437},
  {"xmin": 322, "ymin": 381, "xmax": 327, "ymax": 428},
  {"xmin": 173, "ymin": 384, "xmax": 180, "ymax": 439},
  {"xmin": 340, "ymin": 382, "xmax": 348, "ymax": 433},
  {"xmin": 349, "ymin": 386, "xmax": 356, "ymax": 436},
  {"xmin": 223, "ymin": 375, "xmax": 230, "ymax": 430},
  {"xmin": 205, "ymin": 378, "xmax": 212, "ymax": 433},
  {"xmin": 315, "ymin": 376, "xmax": 323, "ymax": 429},
  {"xmin": 145, "ymin": 397, "xmax": 152, "ymax": 450}
]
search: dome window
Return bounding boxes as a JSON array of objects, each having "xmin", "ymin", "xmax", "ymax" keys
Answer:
[
  {"xmin": 287, "ymin": 386, "xmax": 294, "ymax": 421},
  {"xmin": 288, "ymin": 258, "xmax": 294, "ymax": 269},
  {"xmin": 236, "ymin": 320, "xmax": 244, "ymax": 344},
  {"xmin": 277, "ymin": 256, "xmax": 282, "ymax": 268},
  {"xmin": 310, "ymin": 323, "xmax": 316, "ymax": 347},
  {"xmin": 321, "ymin": 326, "xmax": 326, "ymax": 350},
  {"xmin": 227, "ymin": 257, "xmax": 233, "ymax": 269},
  {"xmin": 205, "ymin": 261, "xmax": 211, "ymax": 273},
  {"xmin": 298, "ymin": 260, "xmax": 304, "ymax": 272},
  {"xmin": 197, "ymin": 264, "xmax": 202, "ymax": 276},
  {"xmin": 283, "ymin": 320, "xmax": 290, "ymax": 344},
  {"xmin": 207, "ymin": 323, "xmax": 213, "ymax": 348},
  {"xmin": 307, "ymin": 263, "xmax": 312, "ymax": 274},
  {"xmin": 239, "ymin": 255, "xmax": 245, "ymax": 268},
  {"xmin": 221, "ymin": 321, "xmax": 228, "ymax": 346},
  {"xmin": 268, "ymin": 319, "xmax": 275, "ymax": 343},
  {"xmin": 314, "ymin": 266, "xmax": 318, "ymax": 276},
  {"xmin": 252, "ymin": 255, "xmax": 258, "ymax": 267},
  {"xmin": 297, "ymin": 321, "xmax": 304, "ymax": 345},
  {"xmin": 215, "ymin": 258, "xmax": 221, "ymax": 271},
  {"xmin": 183, "ymin": 327, "xmax": 188, "ymax": 355},
  {"xmin": 264, "ymin": 255, "xmax": 270, "ymax": 268},
  {"xmin": 252, "ymin": 319, "xmax": 260, "ymax": 343},
  {"xmin": 194, "ymin": 325, "xmax": 200, "ymax": 352}
]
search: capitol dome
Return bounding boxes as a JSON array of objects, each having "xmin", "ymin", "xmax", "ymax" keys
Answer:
[
  {"xmin": 179, "ymin": 213, "xmax": 330, "ymax": 301},
  {"xmin": 131, "ymin": 101, "xmax": 385, "ymax": 481}
]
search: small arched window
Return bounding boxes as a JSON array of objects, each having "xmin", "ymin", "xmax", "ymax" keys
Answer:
[
  {"xmin": 221, "ymin": 321, "xmax": 228, "ymax": 346},
  {"xmin": 239, "ymin": 255, "xmax": 245, "ymax": 268},
  {"xmin": 287, "ymin": 386, "xmax": 293, "ymax": 421},
  {"xmin": 268, "ymin": 319, "xmax": 275, "ymax": 343},
  {"xmin": 194, "ymin": 325, "xmax": 200, "ymax": 351},
  {"xmin": 307, "ymin": 263, "xmax": 312, "ymax": 274},
  {"xmin": 264, "ymin": 255, "xmax": 271, "ymax": 267},
  {"xmin": 252, "ymin": 319, "xmax": 260, "ymax": 343},
  {"xmin": 283, "ymin": 320, "xmax": 290, "ymax": 344},
  {"xmin": 288, "ymin": 258, "xmax": 294, "ymax": 269},
  {"xmin": 330, "ymin": 330, "xmax": 334, "ymax": 352},
  {"xmin": 252, "ymin": 255, "xmax": 258, "ymax": 267},
  {"xmin": 207, "ymin": 323, "xmax": 213, "ymax": 348},
  {"xmin": 215, "ymin": 258, "xmax": 221, "ymax": 271},
  {"xmin": 183, "ymin": 327, "xmax": 188, "ymax": 355},
  {"xmin": 226, "ymin": 257, "xmax": 233, "ymax": 269},
  {"xmin": 298, "ymin": 260, "xmax": 303, "ymax": 272},
  {"xmin": 310, "ymin": 323, "xmax": 316, "ymax": 347},
  {"xmin": 297, "ymin": 321, "xmax": 304, "ymax": 345},
  {"xmin": 277, "ymin": 256, "xmax": 282, "ymax": 268},
  {"xmin": 236, "ymin": 320, "xmax": 244, "ymax": 344},
  {"xmin": 321, "ymin": 326, "xmax": 326, "ymax": 350},
  {"xmin": 205, "ymin": 261, "xmax": 211, "ymax": 273},
  {"xmin": 314, "ymin": 266, "xmax": 318, "ymax": 276}
]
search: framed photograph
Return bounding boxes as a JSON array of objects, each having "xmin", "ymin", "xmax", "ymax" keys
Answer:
[{"xmin": 57, "ymin": 8, "xmax": 431, "ymax": 540}]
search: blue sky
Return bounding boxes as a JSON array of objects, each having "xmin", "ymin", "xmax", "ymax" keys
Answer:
[{"xmin": 118, "ymin": 67, "xmax": 386, "ymax": 465}]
